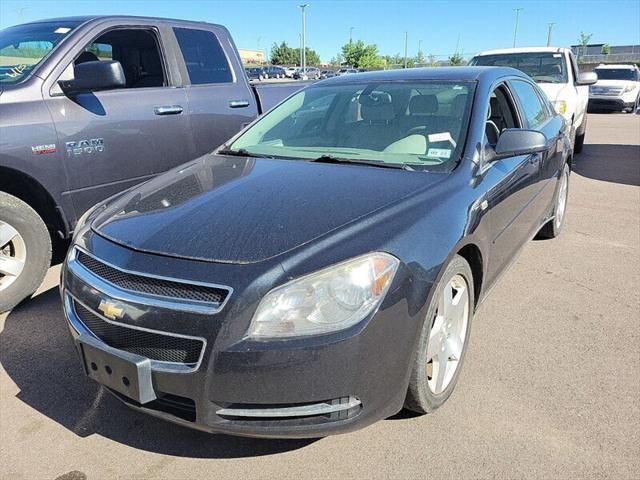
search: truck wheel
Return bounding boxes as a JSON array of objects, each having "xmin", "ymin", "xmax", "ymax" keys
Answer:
[
  {"xmin": 0, "ymin": 192, "xmax": 52, "ymax": 313},
  {"xmin": 574, "ymin": 114, "xmax": 588, "ymax": 154},
  {"xmin": 404, "ymin": 255, "xmax": 474, "ymax": 414}
]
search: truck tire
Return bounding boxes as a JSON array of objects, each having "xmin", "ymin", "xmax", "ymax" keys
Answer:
[
  {"xmin": 574, "ymin": 113, "xmax": 587, "ymax": 154},
  {"xmin": 0, "ymin": 192, "xmax": 52, "ymax": 313}
]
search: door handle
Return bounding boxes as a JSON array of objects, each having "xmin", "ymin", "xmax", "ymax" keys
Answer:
[
  {"xmin": 229, "ymin": 100, "xmax": 250, "ymax": 108},
  {"xmin": 154, "ymin": 105, "xmax": 183, "ymax": 115}
]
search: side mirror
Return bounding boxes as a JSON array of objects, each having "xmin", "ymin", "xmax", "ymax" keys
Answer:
[
  {"xmin": 58, "ymin": 60, "xmax": 126, "ymax": 95},
  {"xmin": 494, "ymin": 129, "xmax": 547, "ymax": 158},
  {"xmin": 576, "ymin": 71, "xmax": 597, "ymax": 86}
]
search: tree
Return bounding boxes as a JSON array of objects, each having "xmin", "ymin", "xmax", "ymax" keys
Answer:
[
  {"xmin": 415, "ymin": 50, "xmax": 426, "ymax": 65},
  {"xmin": 448, "ymin": 53, "xmax": 464, "ymax": 66},
  {"xmin": 293, "ymin": 47, "xmax": 321, "ymax": 66},
  {"xmin": 341, "ymin": 40, "xmax": 384, "ymax": 68},
  {"xmin": 270, "ymin": 42, "xmax": 297, "ymax": 65},
  {"xmin": 428, "ymin": 53, "xmax": 437, "ymax": 66},
  {"xmin": 601, "ymin": 43, "xmax": 611, "ymax": 55},
  {"xmin": 578, "ymin": 31, "xmax": 593, "ymax": 60}
]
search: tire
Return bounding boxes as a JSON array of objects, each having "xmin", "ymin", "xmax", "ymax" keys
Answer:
[
  {"xmin": 574, "ymin": 113, "xmax": 587, "ymax": 154},
  {"xmin": 404, "ymin": 255, "xmax": 474, "ymax": 414},
  {"xmin": 537, "ymin": 162, "xmax": 570, "ymax": 239},
  {"xmin": 0, "ymin": 192, "xmax": 52, "ymax": 313}
]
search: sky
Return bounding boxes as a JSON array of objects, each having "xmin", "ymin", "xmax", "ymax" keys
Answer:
[{"xmin": 1, "ymin": 0, "xmax": 639, "ymax": 62}]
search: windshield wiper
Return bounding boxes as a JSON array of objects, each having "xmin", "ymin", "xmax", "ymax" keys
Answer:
[
  {"xmin": 310, "ymin": 154, "xmax": 413, "ymax": 171},
  {"xmin": 217, "ymin": 147, "xmax": 262, "ymax": 157}
]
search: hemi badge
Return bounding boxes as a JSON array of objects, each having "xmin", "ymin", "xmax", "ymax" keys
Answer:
[{"xmin": 31, "ymin": 144, "xmax": 57, "ymax": 155}]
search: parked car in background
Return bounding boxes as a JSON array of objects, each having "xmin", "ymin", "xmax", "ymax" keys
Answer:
[
  {"xmin": 589, "ymin": 64, "xmax": 640, "ymax": 112},
  {"xmin": 246, "ymin": 66, "xmax": 268, "ymax": 81},
  {"xmin": 336, "ymin": 68, "xmax": 358, "ymax": 75},
  {"xmin": 470, "ymin": 47, "xmax": 597, "ymax": 153},
  {"xmin": 294, "ymin": 67, "xmax": 320, "ymax": 79},
  {"xmin": 320, "ymin": 69, "xmax": 336, "ymax": 79},
  {"xmin": 61, "ymin": 67, "xmax": 572, "ymax": 438},
  {"xmin": 0, "ymin": 16, "xmax": 304, "ymax": 312},
  {"xmin": 283, "ymin": 66, "xmax": 298, "ymax": 78},
  {"xmin": 264, "ymin": 65, "xmax": 287, "ymax": 79}
]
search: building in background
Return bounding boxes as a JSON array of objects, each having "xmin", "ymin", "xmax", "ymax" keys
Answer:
[
  {"xmin": 571, "ymin": 44, "xmax": 640, "ymax": 70},
  {"xmin": 238, "ymin": 48, "xmax": 265, "ymax": 65}
]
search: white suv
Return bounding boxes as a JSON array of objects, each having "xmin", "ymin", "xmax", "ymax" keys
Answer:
[
  {"xmin": 589, "ymin": 64, "xmax": 640, "ymax": 113},
  {"xmin": 470, "ymin": 47, "xmax": 597, "ymax": 153}
]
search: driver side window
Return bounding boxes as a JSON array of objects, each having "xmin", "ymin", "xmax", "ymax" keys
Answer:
[{"xmin": 485, "ymin": 85, "xmax": 520, "ymax": 148}]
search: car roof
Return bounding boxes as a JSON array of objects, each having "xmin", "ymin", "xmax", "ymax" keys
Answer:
[
  {"xmin": 315, "ymin": 66, "xmax": 527, "ymax": 86},
  {"xmin": 474, "ymin": 46, "xmax": 569, "ymax": 56},
  {"xmin": 16, "ymin": 15, "xmax": 221, "ymax": 29}
]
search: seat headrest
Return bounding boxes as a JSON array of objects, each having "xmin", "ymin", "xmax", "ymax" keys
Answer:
[
  {"xmin": 543, "ymin": 64, "xmax": 562, "ymax": 75},
  {"xmin": 75, "ymin": 51, "xmax": 99, "ymax": 65},
  {"xmin": 360, "ymin": 92, "xmax": 394, "ymax": 122},
  {"xmin": 409, "ymin": 95, "xmax": 438, "ymax": 115}
]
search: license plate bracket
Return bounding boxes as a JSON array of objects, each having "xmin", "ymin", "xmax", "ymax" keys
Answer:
[{"xmin": 76, "ymin": 333, "xmax": 157, "ymax": 404}]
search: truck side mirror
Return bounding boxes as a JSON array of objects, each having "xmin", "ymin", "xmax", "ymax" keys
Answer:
[
  {"xmin": 576, "ymin": 72, "xmax": 598, "ymax": 86},
  {"xmin": 58, "ymin": 60, "xmax": 126, "ymax": 95}
]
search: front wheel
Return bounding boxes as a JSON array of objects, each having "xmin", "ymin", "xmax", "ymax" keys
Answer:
[
  {"xmin": 404, "ymin": 255, "xmax": 474, "ymax": 414},
  {"xmin": 0, "ymin": 192, "xmax": 52, "ymax": 313},
  {"xmin": 537, "ymin": 162, "xmax": 570, "ymax": 239},
  {"xmin": 574, "ymin": 113, "xmax": 587, "ymax": 154}
]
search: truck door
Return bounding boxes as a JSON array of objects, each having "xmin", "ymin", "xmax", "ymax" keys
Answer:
[
  {"xmin": 43, "ymin": 23, "xmax": 194, "ymax": 219},
  {"xmin": 170, "ymin": 26, "xmax": 259, "ymax": 157}
]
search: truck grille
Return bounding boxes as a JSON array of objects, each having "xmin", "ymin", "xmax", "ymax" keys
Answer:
[
  {"xmin": 73, "ymin": 301, "xmax": 204, "ymax": 365},
  {"xmin": 76, "ymin": 250, "xmax": 228, "ymax": 305}
]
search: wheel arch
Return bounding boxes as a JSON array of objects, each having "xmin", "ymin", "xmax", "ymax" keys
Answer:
[
  {"xmin": 456, "ymin": 243, "xmax": 484, "ymax": 309},
  {"xmin": 0, "ymin": 166, "xmax": 69, "ymax": 239}
]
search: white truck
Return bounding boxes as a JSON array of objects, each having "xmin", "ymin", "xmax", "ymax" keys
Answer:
[
  {"xmin": 589, "ymin": 64, "xmax": 640, "ymax": 113},
  {"xmin": 470, "ymin": 47, "xmax": 597, "ymax": 153}
]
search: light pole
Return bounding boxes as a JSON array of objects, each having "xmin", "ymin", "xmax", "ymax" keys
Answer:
[
  {"xmin": 403, "ymin": 31, "xmax": 408, "ymax": 68},
  {"xmin": 349, "ymin": 26, "xmax": 354, "ymax": 44},
  {"xmin": 299, "ymin": 4, "xmax": 310, "ymax": 77},
  {"xmin": 512, "ymin": 7, "xmax": 523, "ymax": 48},
  {"xmin": 546, "ymin": 22, "xmax": 556, "ymax": 47}
]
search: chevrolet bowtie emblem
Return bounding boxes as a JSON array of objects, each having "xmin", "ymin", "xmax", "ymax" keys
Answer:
[{"xmin": 98, "ymin": 299, "xmax": 124, "ymax": 320}]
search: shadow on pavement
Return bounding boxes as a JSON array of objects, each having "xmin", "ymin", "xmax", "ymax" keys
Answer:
[
  {"xmin": 573, "ymin": 143, "xmax": 640, "ymax": 186},
  {"xmin": 0, "ymin": 287, "xmax": 316, "ymax": 458}
]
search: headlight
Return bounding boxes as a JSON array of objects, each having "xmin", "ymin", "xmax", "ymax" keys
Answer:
[
  {"xmin": 247, "ymin": 252, "xmax": 400, "ymax": 339},
  {"xmin": 623, "ymin": 84, "xmax": 637, "ymax": 93},
  {"xmin": 71, "ymin": 202, "xmax": 105, "ymax": 244},
  {"xmin": 551, "ymin": 100, "xmax": 567, "ymax": 115}
]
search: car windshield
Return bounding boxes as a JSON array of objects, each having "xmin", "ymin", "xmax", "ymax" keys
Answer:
[
  {"xmin": 0, "ymin": 21, "xmax": 80, "ymax": 85},
  {"xmin": 227, "ymin": 80, "xmax": 474, "ymax": 169},
  {"xmin": 471, "ymin": 52, "xmax": 568, "ymax": 84},
  {"xmin": 594, "ymin": 68, "xmax": 637, "ymax": 81}
]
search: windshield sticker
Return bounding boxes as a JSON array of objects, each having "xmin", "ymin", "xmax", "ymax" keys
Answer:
[
  {"xmin": 428, "ymin": 132, "xmax": 457, "ymax": 147},
  {"xmin": 55, "ymin": 27, "xmax": 71, "ymax": 34},
  {"xmin": 427, "ymin": 148, "xmax": 452, "ymax": 159},
  {"xmin": 553, "ymin": 53, "xmax": 562, "ymax": 57},
  {"xmin": 7, "ymin": 64, "xmax": 27, "ymax": 78}
]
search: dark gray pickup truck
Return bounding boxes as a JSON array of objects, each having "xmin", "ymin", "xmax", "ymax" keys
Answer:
[{"xmin": 0, "ymin": 15, "xmax": 304, "ymax": 312}]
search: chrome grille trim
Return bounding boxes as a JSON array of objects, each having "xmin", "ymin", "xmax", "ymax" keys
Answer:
[
  {"xmin": 68, "ymin": 246, "xmax": 233, "ymax": 315},
  {"xmin": 65, "ymin": 292, "xmax": 207, "ymax": 373}
]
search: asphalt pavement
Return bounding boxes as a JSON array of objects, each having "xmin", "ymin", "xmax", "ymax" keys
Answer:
[{"xmin": 1, "ymin": 113, "xmax": 639, "ymax": 480}]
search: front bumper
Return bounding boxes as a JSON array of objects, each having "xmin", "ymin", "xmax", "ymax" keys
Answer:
[
  {"xmin": 60, "ymin": 233, "xmax": 416, "ymax": 438},
  {"xmin": 588, "ymin": 97, "xmax": 635, "ymax": 111}
]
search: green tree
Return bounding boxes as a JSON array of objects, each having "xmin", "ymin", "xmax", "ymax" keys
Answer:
[
  {"xmin": 578, "ymin": 31, "xmax": 593, "ymax": 60},
  {"xmin": 292, "ymin": 47, "xmax": 321, "ymax": 66},
  {"xmin": 270, "ymin": 42, "xmax": 298, "ymax": 65},
  {"xmin": 601, "ymin": 43, "xmax": 610, "ymax": 55},
  {"xmin": 341, "ymin": 40, "xmax": 384, "ymax": 68},
  {"xmin": 415, "ymin": 50, "xmax": 426, "ymax": 65},
  {"xmin": 448, "ymin": 53, "xmax": 464, "ymax": 66}
]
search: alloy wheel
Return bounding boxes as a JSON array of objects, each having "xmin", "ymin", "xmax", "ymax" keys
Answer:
[
  {"xmin": 0, "ymin": 220, "xmax": 27, "ymax": 292},
  {"xmin": 425, "ymin": 273, "xmax": 470, "ymax": 394},
  {"xmin": 555, "ymin": 168, "xmax": 569, "ymax": 230}
]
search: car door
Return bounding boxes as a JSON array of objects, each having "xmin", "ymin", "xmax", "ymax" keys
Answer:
[
  {"xmin": 482, "ymin": 82, "xmax": 545, "ymax": 286},
  {"xmin": 43, "ymin": 22, "xmax": 194, "ymax": 219},
  {"xmin": 171, "ymin": 26, "xmax": 260, "ymax": 157}
]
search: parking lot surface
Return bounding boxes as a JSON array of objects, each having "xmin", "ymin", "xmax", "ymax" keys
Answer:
[{"xmin": 1, "ymin": 113, "xmax": 638, "ymax": 480}]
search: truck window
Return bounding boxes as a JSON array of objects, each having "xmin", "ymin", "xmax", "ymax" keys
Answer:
[
  {"xmin": 471, "ymin": 52, "xmax": 568, "ymax": 84},
  {"xmin": 173, "ymin": 27, "xmax": 233, "ymax": 84},
  {"xmin": 76, "ymin": 29, "xmax": 166, "ymax": 89}
]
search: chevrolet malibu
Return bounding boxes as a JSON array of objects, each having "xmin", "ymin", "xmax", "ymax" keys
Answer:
[{"xmin": 61, "ymin": 67, "xmax": 572, "ymax": 438}]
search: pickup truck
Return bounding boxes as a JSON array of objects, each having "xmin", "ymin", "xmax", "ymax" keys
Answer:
[
  {"xmin": 470, "ymin": 47, "xmax": 597, "ymax": 154},
  {"xmin": 0, "ymin": 15, "xmax": 303, "ymax": 312}
]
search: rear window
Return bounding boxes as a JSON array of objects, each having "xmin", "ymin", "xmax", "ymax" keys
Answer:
[{"xmin": 173, "ymin": 27, "xmax": 233, "ymax": 84}]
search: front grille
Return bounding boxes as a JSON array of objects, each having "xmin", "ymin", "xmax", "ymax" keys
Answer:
[
  {"xmin": 74, "ymin": 301, "xmax": 204, "ymax": 364},
  {"xmin": 76, "ymin": 250, "xmax": 228, "ymax": 305}
]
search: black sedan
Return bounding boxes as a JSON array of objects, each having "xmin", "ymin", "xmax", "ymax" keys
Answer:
[{"xmin": 61, "ymin": 67, "xmax": 572, "ymax": 438}]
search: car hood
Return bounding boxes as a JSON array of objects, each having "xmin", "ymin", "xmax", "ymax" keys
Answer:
[
  {"xmin": 593, "ymin": 79, "xmax": 636, "ymax": 88},
  {"xmin": 537, "ymin": 82, "xmax": 570, "ymax": 103},
  {"xmin": 93, "ymin": 154, "xmax": 444, "ymax": 264}
]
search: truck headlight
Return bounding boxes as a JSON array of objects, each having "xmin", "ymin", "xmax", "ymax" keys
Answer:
[
  {"xmin": 623, "ymin": 85, "xmax": 637, "ymax": 93},
  {"xmin": 551, "ymin": 100, "xmax": 567, "ymax": 115},
  {"xmin": 247, "ymin": 252, "xmax": 400, "ymax": 338}
]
